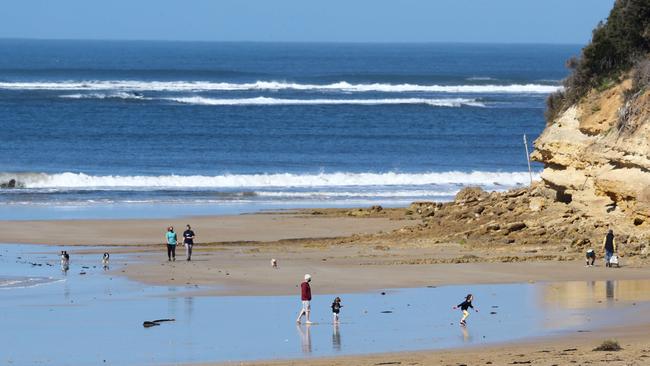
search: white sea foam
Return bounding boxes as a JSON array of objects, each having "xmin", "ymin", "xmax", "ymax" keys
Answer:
[
  {"xmin": 253, "ymin": 190, "xmax": 458, "ymax": 198},
  {"xmin": 2, "ymin": 171, "xmax": 539, "ymax": 189},
  {"xmin": 60, "ymin": 92, "xmax": 147, "ymax": 100},
  {"xmin": 167, "ymin": 96, "xmax": 485, "ymax": 107},
  {"xmin": 0, "ymin": 80, "xmax": 561, "ymax": 93}
]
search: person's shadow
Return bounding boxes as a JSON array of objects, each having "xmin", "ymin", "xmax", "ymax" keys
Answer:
[{"xmin": 332, "ymin": 323, "xmax": 341, "ymax": 351}]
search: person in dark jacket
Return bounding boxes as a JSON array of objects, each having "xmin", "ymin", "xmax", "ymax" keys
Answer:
[
  {"xmin": 602, "ymin": 229, "xmax": 617, "ymax": 267},
  {"xmin": 331, "ymin": 297, "xmax": 342, "ymax": 323},
  {"xmin": 296, "ymin": 274, "xmax": 313, "ymax": 324},
  {"xmin": 453, "ymin": 293, "xmax": 479, "ymax": 326},
  {"xmin": 182, "ymin": 224, "xmax": 196, "ymax": 261}
]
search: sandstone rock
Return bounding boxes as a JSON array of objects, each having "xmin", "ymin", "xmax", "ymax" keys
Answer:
[
  {"xmin": 455, "ymin": 187, "xmax": 488, "ymax": 203},
  {"xmin": 505, "ymin": 222, "xmax": 526, "ymax": 233},
  {"xmin": 529, "ymin": 197, "xmax": 546, "ymax": 212},
  {"xmin": 407, "ymin": 201, "xmax": 439, "ymax": 217}
]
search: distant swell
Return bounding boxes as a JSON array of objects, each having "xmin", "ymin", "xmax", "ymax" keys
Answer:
[
  {"xmin": 0, "ymin": 80, "xmax": 561, "ymax": 93},
  {"xmin": 1, "ymin": 171, "xmax": 538, "ymax": 189},
  {"xmin": 167, "ymin": 96, "xmax": 485, "ymax": 107}
]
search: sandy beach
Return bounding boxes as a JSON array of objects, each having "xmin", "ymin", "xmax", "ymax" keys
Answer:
[
  {"xmin": 3, "ymin": 211, "xmax": 650, "ymax": 365},
  {"xmin": 0, "ymin": 212, "xmax": 408, "ymax": 245}
]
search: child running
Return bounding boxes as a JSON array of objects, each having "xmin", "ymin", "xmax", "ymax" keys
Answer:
[
  {"xmin": 331, "ymin": 297, "xmax": 342, "ymax": 323},
  {"xmin": 453, "ymin": 293, "xmax": 478, "ymax": 326}
]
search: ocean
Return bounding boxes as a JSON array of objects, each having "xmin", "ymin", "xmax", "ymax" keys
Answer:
[{"xmin": 0, "ymin": 40, "xmax": 577, "ymax": 217}]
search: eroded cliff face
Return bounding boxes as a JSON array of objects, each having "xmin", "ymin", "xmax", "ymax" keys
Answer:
[{"xmin": 531, "ymin": 80, "xmax": 650, "ymax": 231}]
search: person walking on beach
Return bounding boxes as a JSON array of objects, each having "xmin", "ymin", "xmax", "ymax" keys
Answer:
[
  {"xmin": 331, "ymin": 297, "xmax": 342, "ymax": 324},
  {"xmin": 166, "ymin": 226, "xmax": 178, "ymax": 261},
  {"xmin": 602, "ymin": 228, "xmax": 617, "ymax": 267},
  {"xmin": 183, "ymin": 224, "xmax": 196, "ymax": 261},
  {"xmin": 297, "ymin": 274, "xmax": 313, "ymax": 324},
  {"xmin": 453, "ymin": 294, "xmax": 478, "ymax": 326}
]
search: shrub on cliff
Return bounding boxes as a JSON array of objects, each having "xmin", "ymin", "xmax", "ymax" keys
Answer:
[{"xmin": 546, "ymin": 0, "xmax": 650, "ymax": 122}]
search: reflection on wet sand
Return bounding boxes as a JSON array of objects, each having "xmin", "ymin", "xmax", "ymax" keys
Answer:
[
  {"xmin": 541, "ymin": 279, "xmax": 650, "ymax": 309},
  {"xmin": 297, "ymin": 325, "xmax": 312, "ymax": 354},
  {"xmin": 460, "ymin": 326, "xmax": 471, "ymax": 342},
  {"xmin": 332, "ymin": 323, "xmax": 341, "ymax": 351}
]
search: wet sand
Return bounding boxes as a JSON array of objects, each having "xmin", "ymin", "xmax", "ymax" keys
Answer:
[
  {"xmin": 120, "ymin": 245, "xmax": 650, "ymax": 296},
  {"xmin": 4, "ymin": 212, "xmax": 650, "ymax": 365},
  {"xmin": 217, "ymin": 327, "xmax": 650, "ymax": 366},
  {"xmin": 0, "ymin": 213, "xmax": 409, "ymax": 245}
]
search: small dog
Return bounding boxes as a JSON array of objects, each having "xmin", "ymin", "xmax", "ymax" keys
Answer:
[
  {"xmin": 102, "ymin": 252, "xmax": 110, "ymax": 268},
  {"xmin": 271, "ymin": 258, "xmax": 278, "ymax": 269},
  {"xmin": 60, "ymin": 250, "xmax": 70, "ymax": 267}
]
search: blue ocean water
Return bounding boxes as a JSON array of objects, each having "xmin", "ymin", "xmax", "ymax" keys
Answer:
[{"xmin": 0, "ymin": 40, "xmax": 578, "ymax": 213}]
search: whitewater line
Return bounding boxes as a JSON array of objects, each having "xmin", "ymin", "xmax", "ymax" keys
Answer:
[
  {"xmin": 1, "ymin": 171, "xmax": 541, "ymax": 189},
  {"xmin": 0, "ymin": 80, "xmax": 561, "ymax": 93}
]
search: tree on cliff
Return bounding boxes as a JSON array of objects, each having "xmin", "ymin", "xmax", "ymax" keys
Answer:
[{"xmin": 546, "ymin": 0, "xmax": 650, "ymax": 122}]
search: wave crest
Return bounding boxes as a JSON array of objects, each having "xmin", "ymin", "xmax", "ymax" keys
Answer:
[
  {"xmin": 167, "ymin": 96, "xmax": 485, "ymax": 107},
  {"xmin": 1, "ymin": 171, "xmax": 538, "ymax": 189},
  {"xmin": 0, "ymin": 80, "xmax": 561, "ymax": 94}
]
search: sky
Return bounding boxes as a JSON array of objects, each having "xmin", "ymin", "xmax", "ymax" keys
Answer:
[{"xmin": 1, "ymin": 0, "xmax": 616, "ymax": 44}]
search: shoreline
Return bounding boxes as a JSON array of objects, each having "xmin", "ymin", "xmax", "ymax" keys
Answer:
[
  {"xmin": 4, "ymin": 206, "xmax": 650, "ymax": 365},
  {"xmin": 210, "ymin": 324, "xmax": 650, "ymax": 366}
]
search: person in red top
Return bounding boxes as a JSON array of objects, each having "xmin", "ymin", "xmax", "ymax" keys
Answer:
[{"xmin": 296, "ymin": 274, "xmax": 313, "ymax": 324}]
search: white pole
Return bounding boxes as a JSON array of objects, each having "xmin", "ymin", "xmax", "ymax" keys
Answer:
[{"xmin": 523, "ymin": 134, "xmax": 533, "ymax": 186}]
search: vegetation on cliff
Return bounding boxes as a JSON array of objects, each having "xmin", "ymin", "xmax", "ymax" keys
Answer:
[{"xmin": 546, "ymin": 0, "xmax": 650, "ymax": 123}]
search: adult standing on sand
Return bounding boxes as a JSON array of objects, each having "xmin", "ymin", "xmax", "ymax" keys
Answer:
[
  {"xmin": 603, "ymin": 228, "xmax": 617, "ymax": 267},
  {"xmin": 183, "ymin": 224, "xmax": 196, "ymax": 261},
  {"xmin": 166, "ymin": 226, "xmax": 177, "ymax": 261},
  {"xmin": 297, "ymin": 274, "xmax": 313, "ymax": 324}
]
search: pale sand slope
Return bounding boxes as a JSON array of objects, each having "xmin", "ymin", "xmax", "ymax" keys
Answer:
[{"xmin": 0, "ymin": 214, "xmax": 408, "ymax": 245}]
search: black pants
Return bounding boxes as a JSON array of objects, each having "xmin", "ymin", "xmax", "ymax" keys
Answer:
[{"xmin": 167, "ymin": 244, "xmax": 176, "ymax": 259}]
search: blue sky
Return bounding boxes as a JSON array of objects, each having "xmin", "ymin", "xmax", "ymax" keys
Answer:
[{"xmin": 1, "ymin": 0, "xmax": 615, "ymax": 44}]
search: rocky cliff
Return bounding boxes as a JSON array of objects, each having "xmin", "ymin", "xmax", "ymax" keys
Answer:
[{"xmin": 531, "ymin": 77, "xmax": 650, "ymax": 233}]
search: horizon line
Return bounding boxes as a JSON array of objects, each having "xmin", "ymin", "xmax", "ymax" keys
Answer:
[{"xmin": 0, "ymin": 37, "xmax": 586, "ymax": 47}]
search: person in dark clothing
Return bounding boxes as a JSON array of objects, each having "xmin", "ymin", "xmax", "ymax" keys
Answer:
[
  {"xmin": 183, "ymin": 224, "xmax": 196, "ymax": 261},
  {"xmin": 602, "ymin": 229, "xmax": 617, "ymax": 267},
  {"xmin": 585, "ymin": 249, "xmax": 596, "ymax": 266},
  {"xmin": 331, "ymin": 297, "xmax": 342, "ymax": 323},
  {"xmin": 296, "ymin": 274, "xmax": 313, "ymax": 324},
  {"xmin": 453, "ymin": 294, "xmax": 478, "ymax": 326}
]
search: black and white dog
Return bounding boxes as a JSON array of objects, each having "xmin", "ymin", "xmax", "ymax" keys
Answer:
[
  {"xmin": 102, "ymin": 252, "xmax": 110, "ymax": 268},
  {"xmin": 60, "ymin": 250, "xmax": 70, "ymax": 267}
]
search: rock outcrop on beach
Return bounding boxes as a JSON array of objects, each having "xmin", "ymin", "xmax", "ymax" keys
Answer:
[
  {"xmin": 528, "ymin": 0, "xmax": 650, "ymax": 248},
  {"xmin": 392, "ymin": 0, "xmax": 650, "ymax": 259},
  {"xmin": 531, "ymin": 80, "xmax": 650, "ymax": 227}
]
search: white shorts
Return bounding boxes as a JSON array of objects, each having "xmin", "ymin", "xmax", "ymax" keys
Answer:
[{"xmin": 302, "ymin": 300, "xmax": 311, "ymax": 311}]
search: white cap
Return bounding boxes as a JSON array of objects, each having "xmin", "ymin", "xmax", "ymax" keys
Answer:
[{"xmin": 304, "ymin": 274, "xmax": 312, "ymax": 281}]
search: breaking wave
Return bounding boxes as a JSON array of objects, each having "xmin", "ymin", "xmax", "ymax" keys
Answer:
[
  {"xmin": 0, "ymin": 80, "xmax": 561, "ymax": 93},
  {"xmin": 60, "ymin": 92, "xmax": 147, "ymax": 100},
  {"xmin": 0, "ymin": 171, "xmax": 538, "ymax": 190},
  {"xmin": 166, "ymin": 96, "xmax": 485, "ymax": 107}
]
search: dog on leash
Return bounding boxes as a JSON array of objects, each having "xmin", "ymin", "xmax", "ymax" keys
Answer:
[
  {"xmin": 102, "ymin": 252, "xmax": 110, "ymax": 268},
  {"xmin": 60, "ymin": 251, "xmax": 70, "ymax": 267}
]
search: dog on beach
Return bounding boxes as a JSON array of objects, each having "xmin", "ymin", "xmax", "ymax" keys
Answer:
[
  {"xmin": 102, "ymin": 252, "xmax": 110, "ymax": 268},
  {"xmin": 60, "ymin": 251, "xmax": 70, "ymax": 267},
  {"xmin": 271, "ymin": 258, "xmax": 278, "ymax": 269}
]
